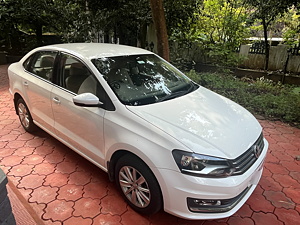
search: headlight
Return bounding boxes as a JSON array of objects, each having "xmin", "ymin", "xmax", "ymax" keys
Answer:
[{"xmin": 172, "ymin": 150, "xmax": 235, "ymax": 178}]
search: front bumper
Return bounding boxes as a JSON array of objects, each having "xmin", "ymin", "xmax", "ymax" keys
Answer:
[{"xmin": 155, "ymin": 138, "xmax": 268, "ymax": 220}]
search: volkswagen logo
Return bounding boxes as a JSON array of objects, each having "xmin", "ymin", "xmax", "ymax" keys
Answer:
[{"xmin": 253, "ymin": 145, "xmax": 262, "ymax": 158}]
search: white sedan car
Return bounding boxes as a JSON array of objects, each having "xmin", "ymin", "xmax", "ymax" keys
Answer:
[{"xmin": 8, "ymin": 43, "xmax": 268, "ymax": 220}]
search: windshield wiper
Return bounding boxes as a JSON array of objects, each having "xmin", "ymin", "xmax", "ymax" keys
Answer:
[{"xmin": 156, "ymin": 83, "xmax": 196, "ymax": 103}]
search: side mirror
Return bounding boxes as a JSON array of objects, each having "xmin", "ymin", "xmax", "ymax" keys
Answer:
[{"xmin": 73, "ymin": 93, "xmax": 103, "ymax": 107}]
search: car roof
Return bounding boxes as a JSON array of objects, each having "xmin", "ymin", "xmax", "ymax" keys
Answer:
[{"xmin": 35, "ymin": 43, "xmax": 152, "ymax": 60}]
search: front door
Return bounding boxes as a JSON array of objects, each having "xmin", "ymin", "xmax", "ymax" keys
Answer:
[{"xmin": 51, "ymin": 53, "xmax": 106, "ymax": 167}]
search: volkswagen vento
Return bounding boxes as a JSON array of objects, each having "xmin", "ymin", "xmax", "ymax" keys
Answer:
[{"xmin": 8, "ymin": 43, "xmax": 268, "ymax": 220}]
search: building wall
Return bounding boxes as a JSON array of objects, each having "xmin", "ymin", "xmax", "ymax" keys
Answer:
[{"xmin": 239, "ymin": 44, "xmax": 300, "ymax": 73}]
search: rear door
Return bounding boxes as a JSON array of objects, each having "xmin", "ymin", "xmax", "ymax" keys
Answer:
[
  {"xmin": 21, "ymin": 51, "xmax": 57, "ymax": 134},
  {"xmin": 51, "ymin": 53, "xmax": 106, "ymax": 167}
]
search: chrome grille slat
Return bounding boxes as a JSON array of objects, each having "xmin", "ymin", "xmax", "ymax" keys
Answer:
[
  {"xmin": 257, "ymin": 138, "xmax": 264, "ymax": 149},
  {"xmin": 231, "ymin": 133, "xmax": 264, "ymax": 176},
  {"xmin": 234, "ymin": 155, "xmax": 254, "ymax": 170},
  {"xmin": 232, "ymin": 150, "xmax": 253, "ymax": 166},
  {"xmin": 233, "ymin": 158, "xmax": 256, "ymax": 174}
]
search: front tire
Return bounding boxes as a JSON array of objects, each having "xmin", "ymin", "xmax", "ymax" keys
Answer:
[
  {"xmin": 16, "ymin": 98, "xmax": 37, "ymax": 133},
  {"xmin": 115, "ymin": 154, "xmax": 162, "ymax": 215}
]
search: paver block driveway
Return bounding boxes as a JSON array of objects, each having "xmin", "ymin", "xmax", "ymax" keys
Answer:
[{"xmin": 1, "ymin": 64, "xmax": 300, "ymax": 224}]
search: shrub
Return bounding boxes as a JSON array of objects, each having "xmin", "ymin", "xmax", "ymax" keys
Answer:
[{"xmin": 186, "ymin": 70, "xmax": 300, "ymax": 128}]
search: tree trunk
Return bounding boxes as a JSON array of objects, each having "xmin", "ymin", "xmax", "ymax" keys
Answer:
[
  {"xmin": 262, "ymin": 18, "xmax": 269, "ymax": 70},
  {"xmin": 35, "ymin": 23, "xmax": 43, "ymax": 47},
  {"xmin": 149, "ymin": 0, "xmax": 170, "ymax": 61},
  {"xmin": 139, "ymin": 22, "xmax": 148, "ymax": 49},
  {"xmin": 104, "ymin": 32, "xmax": 110, "ymax": 43}
]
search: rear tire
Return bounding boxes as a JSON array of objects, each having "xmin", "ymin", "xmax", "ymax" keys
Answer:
[
  {"xmin": 16, "ymin": 98, "xmax": 37, "ymax": 133},
  {"xmin": 115, "ymin": 154, "xmax": 163, "ymax": 215}
]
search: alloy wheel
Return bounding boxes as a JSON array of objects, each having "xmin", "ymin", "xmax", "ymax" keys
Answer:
[
  {"xmin": 18, "ymin": 103, "xmax": 30, "ymax": 128},
  {"xmin": 118, "ymin": 166, "xmax": 151, "ymax": 208}
]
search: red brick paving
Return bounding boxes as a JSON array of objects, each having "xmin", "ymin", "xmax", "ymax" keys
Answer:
[
  {"xmin": 18, "ymin": 174, "xmax": 46, "ymax": 189},
  {"xmin": 233, "ymin": 203, "xmax": 253, "ymax": 218},
  {"xmin": 274, "ymin": 208, "xmax": 300, "ymax": 225},
  {"xmin": 100, "ymin": 194, "xmax": 127, "ymax": 215},
  {"xmin": 93, "ymin": 214, "xmax": 122, "ymax": 225},
  {"xmin": 252, "ymin": 212, "xmax": 284, "ymax": 225},
  {"xmin": 9, "ymin": 164, "xmax": 34, "ymax": 176},
  {"xmin": 247, "ymin": 192, "xmax": 275, "ymax": 213},
  {"xmin": 29, "ymin": 186, "xmax": 59, "ymax": 204},
  {"xmin": 227, "ymin": 217, "xmax": 255, "ymax": 225},
  {"xmin": 44, "ymin": 172, "xmax": 69, "ymax": 187},
  {"xmin": 264, "ymin": 191, "xmax": 295, "ymax": 209},
  {"xmin": 43, "ymin": 199, "xmax": 74, "ymax": 221},
  {"xmin": 1, "ymin": 64, "xmax": 300, "ymax": 224},
  {"xmin": 83, "ymin": 182, "xmax": 108, "ymax": 199},
  {"xmin": 73, "ymin": 198, "xmax": 101, "ymax": 218},
  {"xmin": 64, "ymin": 217, "xmax": 93, "ymax": 225},
  {"xmin": 57, "ymin": 184, "xmax": 83, "ymax": 201}
]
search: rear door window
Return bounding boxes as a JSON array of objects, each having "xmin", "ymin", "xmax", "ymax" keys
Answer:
[{"xmin": 24, "ymin": 51, "xmax": 57, "ymax": 81}]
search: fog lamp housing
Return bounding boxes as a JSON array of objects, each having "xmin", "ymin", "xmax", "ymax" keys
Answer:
[
  {"xmin": 187, "ymin": 186, "xmax": 251, "ymax": 213},
  {"xmin": 193, "ymin": 199, "xmax": 221, "ymax": 206}
]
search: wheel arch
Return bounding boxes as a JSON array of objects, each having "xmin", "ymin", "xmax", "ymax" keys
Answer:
[
  {"xmin": 108, "ymin": 150, "xmax": 159, "ymax": 183},
  {"xmin": 13, "ymin": 93, "xmax": 24, "ymax": 115},
  {"xmin": 109, "ymin": 149, "xmax": 164, "ymax": 214},
  {"xmin": 107, "ymin": 149, "xmax": 129, "ymax": 182},
  {"xmin": 107, "ymin": 150, "xmax": 163, "ymax": 197}
]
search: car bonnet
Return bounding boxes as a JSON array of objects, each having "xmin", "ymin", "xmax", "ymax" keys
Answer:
[{"xmin": 127, "ymin": 87, "xmax": 262, "ymax": 159}]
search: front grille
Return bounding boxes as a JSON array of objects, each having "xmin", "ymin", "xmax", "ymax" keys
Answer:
[{"xmin": 231, "ymin": 133, "xmax": 264, "ymax": 175}]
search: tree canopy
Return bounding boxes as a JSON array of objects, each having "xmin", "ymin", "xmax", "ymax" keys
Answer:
[{"xmin": 0, "ymin": 0, "xmax": 299, "ymax": 66}]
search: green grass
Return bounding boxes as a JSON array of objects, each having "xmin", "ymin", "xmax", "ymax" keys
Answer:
[{"xmin": 186, "ymin": 70, "xmax": 300, "ymax": 128}]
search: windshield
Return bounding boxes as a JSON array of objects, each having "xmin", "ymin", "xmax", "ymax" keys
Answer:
[{"xmin": 92, "ymin": 54, "xmax": 198, "ymax": 106}]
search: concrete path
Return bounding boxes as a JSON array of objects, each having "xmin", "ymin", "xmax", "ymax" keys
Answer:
[{"xmin": 1, "ymin": 65, "xmax": 299, "ymax": 225}]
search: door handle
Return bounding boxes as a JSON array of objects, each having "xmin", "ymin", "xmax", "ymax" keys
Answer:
[
  {"xmin": 52, "ymin": 97, "xmax": 61, "ymax": 105},
  {"xmin": 23, "ymin": 81, "xmax": 28, "ymax": 87}
]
